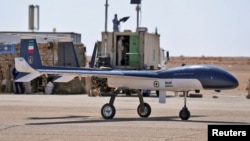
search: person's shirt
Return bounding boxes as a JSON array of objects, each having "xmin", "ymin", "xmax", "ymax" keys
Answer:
[
  {"xmin": 5, "ymin": 66, "xmax": 12, "ymax": 80},
  {"xmin": 12, "ymin": 67, "xmax": 19, "ymax": 79},
  {"xmin": 113, "ymin": 18, "xmax": 119, "ymax": 32},
  {"xmin": 118, "ymin": 38, "xmax": 124, "ymax": 51}
]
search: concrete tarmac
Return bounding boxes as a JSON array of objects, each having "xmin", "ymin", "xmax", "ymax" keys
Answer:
[{"xmin": 0, "ymin": 92, "xmax": 249, "ymax": 141}]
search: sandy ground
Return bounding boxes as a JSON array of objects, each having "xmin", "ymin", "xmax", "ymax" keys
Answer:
[{"xmin": 0, "ymin": 92, "xmax": 249, "ymax": 141}]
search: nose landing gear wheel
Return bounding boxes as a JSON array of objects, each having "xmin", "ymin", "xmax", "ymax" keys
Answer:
[
  {"xmin": 137, "ymin": 103, "xmax": 151, "ymax": 118},
  {"xmin": 179, "ymin": 107, "xmax": 190, "ymax": 120},
  {"xmin": 101, "ymin": 103, "xmax": 116, "ymax": 119}
]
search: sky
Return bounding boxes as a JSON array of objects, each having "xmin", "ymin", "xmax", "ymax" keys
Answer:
[{"xmin": 0, "ymin": 0, "xmax": 249, "ymax": 57}]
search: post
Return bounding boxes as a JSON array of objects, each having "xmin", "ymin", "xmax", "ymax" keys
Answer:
[
  {"xmin": 104, "ymin": 0, "xmax": 109, "ymax": 56},
  {"xmin": 36, "ymin": 5, "xmax": 39, "ymax": 30},
  {"xmin": 28, "ymin": 5, "xmax": 39, "ymax": 31},
  {"xmin": 136, "ymin": 4, "xmax": 140, "ymax": 31},
  {"xmin": 104, "ymin": 0, "xmax": 108, "ymax": 32}
]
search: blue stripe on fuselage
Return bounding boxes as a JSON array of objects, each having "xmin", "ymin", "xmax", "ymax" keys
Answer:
[{"xmin": 39, "ymin": 64, "xmax": 238, "ymax": 89}]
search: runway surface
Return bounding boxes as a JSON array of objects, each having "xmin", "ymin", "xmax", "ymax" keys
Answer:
[{"xmin": 0, "ymin": 92, "xmax": 249, "ymax": 141}]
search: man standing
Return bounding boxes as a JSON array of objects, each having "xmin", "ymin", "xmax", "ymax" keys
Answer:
[
  {"xmin": 5, "ymin": 64, "xmax": 13, "ymax": 93},
  {"xmin": 113, "ymin": 14, "xmax": 120, "ymax": 32},
  {"xmin": 117, "ymin": 36, "xmax": 124, "ymax": 66}
]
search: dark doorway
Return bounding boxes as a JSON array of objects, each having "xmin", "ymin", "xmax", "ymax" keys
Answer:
[{"xmin": 58, "ymin": 42, "xmax": 80, "ymax": 67}]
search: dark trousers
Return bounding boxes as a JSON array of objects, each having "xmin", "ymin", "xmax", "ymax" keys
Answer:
[{"xmin": 14, "ymin": 82, "xmax": 25, "ymax": 94}]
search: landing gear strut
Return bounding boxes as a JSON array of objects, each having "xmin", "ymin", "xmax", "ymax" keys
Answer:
[
  {"xmin": 135, "ymin": 90, "xmax": 151, "ymax": 118},
  {"xmin": 179, "ymin": 91, "xmax": 191, "ymax": 120},
  {"xmin": 100, "ymin": 88, "xmax": 118, "ymax": 119},
  {"xmin": 100, "ymin": 88, "xmax": 151, "ymax": 119}
]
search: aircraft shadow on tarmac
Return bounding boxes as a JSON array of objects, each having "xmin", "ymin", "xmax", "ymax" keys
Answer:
[
  {"xmin": 26, "ymin": 115, "xmax": 249, "ymax": 125},
  {"xmin": 28, "ymin": 116, "xmax": 89, "ymax": 120}
]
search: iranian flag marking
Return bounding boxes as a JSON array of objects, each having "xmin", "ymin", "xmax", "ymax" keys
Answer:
[{"xmin": 28, "ymin": 41, "xmax": 34, "ymax": 54}]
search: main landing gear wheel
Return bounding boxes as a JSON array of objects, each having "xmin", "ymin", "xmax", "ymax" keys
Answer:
[
  {"xmin": 101, "ymin": 103, "xmax": 116, "ymax": 119},
  {"xmin": 179, "ymin": 107, "xmax": 190, "ymax": 120},
  {"xmin": 137, "ymin": 103, "xmax": 151, "ymax": 118}
]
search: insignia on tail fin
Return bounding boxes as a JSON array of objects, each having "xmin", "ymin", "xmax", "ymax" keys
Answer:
[{"xmin": 20, "ymin": 39, "xmax": 42, "ymax": 69}]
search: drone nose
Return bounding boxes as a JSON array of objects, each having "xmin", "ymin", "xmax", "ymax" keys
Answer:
[
  {"xmin": 200, "ymin": 67, "xmax": 239, "ymax": 90},
  {"xmin": 227, "ymin": 74, "xmax": 239, "ymax": 89},
  {"xmin": 216, "ymin": 67, "xmax": 239, "ymax": 89}
]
